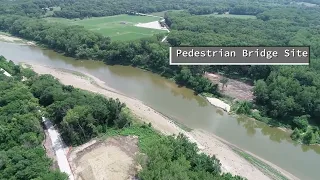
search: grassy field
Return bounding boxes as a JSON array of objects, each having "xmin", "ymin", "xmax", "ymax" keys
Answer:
[
  {"xmin": 202, "ymin": 13, "xmax": 257, "ymax": 19},
  {"xmin": 45, "ymin": 14, "xmax": 166, "ymax": 41}
]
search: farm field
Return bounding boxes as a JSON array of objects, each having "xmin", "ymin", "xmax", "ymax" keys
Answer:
[
  {"xmin": 45, "ymin": 14, "xmax": 167, "ymax": 41},
  {"xmin": 201, "ymin": 13, "xmax": 257, "ymax": 19}
]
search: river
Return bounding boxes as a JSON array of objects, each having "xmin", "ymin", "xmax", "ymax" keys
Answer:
[{"xmin": 0, "ymin": 41, "xmax": 319, "ymax": 180}]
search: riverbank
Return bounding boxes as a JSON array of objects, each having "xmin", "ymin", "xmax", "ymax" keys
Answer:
[
  {"xmin": 25, "ymin": 63, "xmax": 299, "ymax": 180},
  {"xmin": 0, "ymin": 33, "xmax": 36, "ymax": 45}
]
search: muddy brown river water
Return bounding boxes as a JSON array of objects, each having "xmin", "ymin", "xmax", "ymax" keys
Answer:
[{"xmin": 0, "ymin": 41, "xmax": 319, "ymax": 180}]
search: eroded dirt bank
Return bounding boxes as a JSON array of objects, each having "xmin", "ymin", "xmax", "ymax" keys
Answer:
[{"xmin": 26, "ymin": 63, "xmax": 298, "ymax": 180}]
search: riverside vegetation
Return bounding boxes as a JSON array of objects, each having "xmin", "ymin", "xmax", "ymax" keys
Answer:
[
  {"xmin": 0, "ymin": 0, "xmax": 320, "ymax": 144},
  {"xmin": 0, "ymin": 56, "xmax": 245, "ymax": 179}
]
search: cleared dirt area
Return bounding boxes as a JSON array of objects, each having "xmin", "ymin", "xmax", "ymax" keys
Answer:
[
  {"xmin": 205, "ymin": 72, "xmax": 254, "ymax": 101},
  {"xmin": 69, "ymin": 136, "xmax": 139, "ymax": 180}
]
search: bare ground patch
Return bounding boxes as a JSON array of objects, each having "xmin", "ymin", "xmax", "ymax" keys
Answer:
[
  {"xmin": 204, "ymin": 72, "xmax": 254, "ymax": 101},
  {"xmin": 68, "ymin": 136, "xmax": 139, "ymax": 180}
]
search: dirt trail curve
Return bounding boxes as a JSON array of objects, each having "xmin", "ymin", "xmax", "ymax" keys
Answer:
[{"xmin": 26, "ymin": 63, "xmax": 299, "ymax": 180}]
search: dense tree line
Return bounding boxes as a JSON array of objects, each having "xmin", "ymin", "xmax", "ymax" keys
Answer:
[
  {"xmin": 253, "ymin": 64, "xmax": 320, "ymax": 144},
  {"xmin": 256, "ymin": 7, "xmax": 320, "ymax": 26},
  {"xmin": 0, "ymin": 0, "xmax": 45, "ymax": 17},
  {"xmin": 165, "ymin": 9, "xmax": 320, "ymax": 50},
  {"xmin": 164, "ymin": 8, "xmax": 320, "ymax": 82},
  {"xmin": 293, "ymin": 0, "xmax": 320, "ymax": 5},
  {"xmin": 0, "ymin": 56, "xmax": 67, "ymax": 180},
  {"xmin": 51, "ymin": 0, "xmax": 277, "ymax": 18},
  {"xmin": 0, "ymin": 0, "xmax": 302, "ymax": 18},
  {"xmin": 23, "ymin": 73, "xmax": 132, "ymax": 145},
  {"xmin": 138, "ymin": 132, "xmax": 244, "ymax": 180},
  {"xmin": 50, "ymin": 0, "xmax": 224, "ymax": 19},
  {"xmin": 165, "ymin": 9, "xmax": 320, "ymax": 81},
  {"xmin": 0, "ymin": 0, "xmax": 231, "ymax": 18},
  {"xmin": 0, "ymin": 57, "xmax": 21, "ymax": 76},
  {"xmin": 165, "ymin": 8, "xmax": 320, "ymax": 85}
]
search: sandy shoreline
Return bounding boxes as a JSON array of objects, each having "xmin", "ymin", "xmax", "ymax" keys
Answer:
[{"xmin": 24, "ymin": 63, "xmax": 299, "ymax": 180}]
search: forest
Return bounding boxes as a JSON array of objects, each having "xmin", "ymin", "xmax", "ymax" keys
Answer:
[
  {"xmin": 0, "ymin": 0, "xmax": 302, "ymax": 18},
  {"xmin": 28, "ymin": 74, "xmax": 132, "ymax": 145},
  {"xmin": 0, "ymin": 56, "xmax": 244, "ymax": 180}
]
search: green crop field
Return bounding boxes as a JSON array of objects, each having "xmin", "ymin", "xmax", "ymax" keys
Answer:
[
  {"xmin": 45, "ymin": 14, "xmax": 167, "ymax": 41},
  {"xmin": 201, "ymin": 13, "xmax": 257, "ymax": 19}
]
